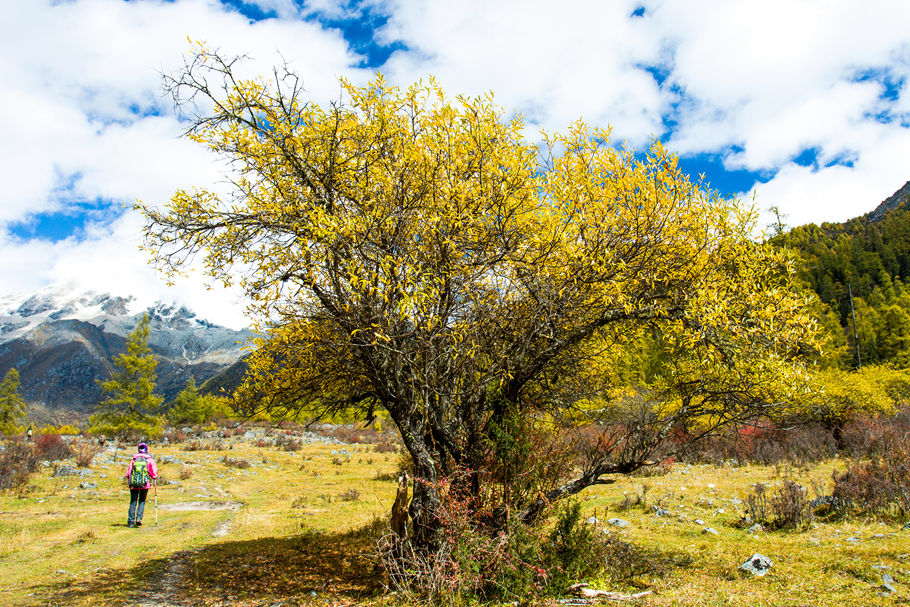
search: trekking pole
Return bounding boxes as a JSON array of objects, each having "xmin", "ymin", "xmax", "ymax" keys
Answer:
[{"xmin": 154, "ymin": 478, "xmax": 158, "ymax": 527}]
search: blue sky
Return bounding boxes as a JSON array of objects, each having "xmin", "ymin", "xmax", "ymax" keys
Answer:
[{"xmin": 2, "ymin": 0, "xmax": 910, "ymax": 327}]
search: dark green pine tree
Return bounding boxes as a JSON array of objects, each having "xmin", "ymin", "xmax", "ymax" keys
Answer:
[{"xmin": 89, "ymin": 314, "xmax": 165, "ymax": 438}]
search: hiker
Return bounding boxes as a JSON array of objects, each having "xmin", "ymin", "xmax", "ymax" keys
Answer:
[{"xmin": 124, "ymin": 442, "xmax": 158, "ymax": 527}]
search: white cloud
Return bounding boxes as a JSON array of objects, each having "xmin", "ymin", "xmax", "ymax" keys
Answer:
[
  {"xmin": 4, "ymin": 0, "xmax": 910, "ymax": 321},
  {"xmin": 0, "ymin": 0, "xmax": 365, "ymax": 325},
  {"xmin": 0, "ymin": 209, "xmax": 252, "ymax": 329},
  {"xmin": 652, "ymin": 1, "xmax": 910, "ymax": 168},
  {"xmin": 751, "ymin": 124, "xmax": 910, "ymax": 227},
  {"xmin": 377, "ymin": 0, "xmax": 666, "ymax": 143}
]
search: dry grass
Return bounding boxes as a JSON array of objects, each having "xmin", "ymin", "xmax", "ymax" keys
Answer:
[{"xmin": 0, "ymin": 437, "xmax": 907, "ymax": 606}]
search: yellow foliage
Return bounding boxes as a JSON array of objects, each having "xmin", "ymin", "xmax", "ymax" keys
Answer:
[
  {"xmin": 38, "ymin": 424, "xmax": 80, "ymax": 435},
  {"xmin": 140, "ymin": 50, "xmax": 821, "ymax": 483},
  {"xmin": 799, "ymin": 365, "xmax": 910, "ymax": 424}
]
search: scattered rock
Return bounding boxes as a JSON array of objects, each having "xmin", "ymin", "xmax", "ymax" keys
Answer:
[
  {"xmin": 586, "ymin": 516, "xmax": 600, "ymax": 525},
  {"xmin": 846, "ymin": 536, "xmax": 862, "ymax": 543},
  {"xmin": 53, "ymin": 466, "xmax": 94, "ymax": 478},
  {"xmin": 702, "ymin": 527, "xmax": 719, "ymax": 535},
  {"xmin": 78, "ymin": 481, "xmax": 97, "ymax": 490},
  {"xmin": 652, "ymin": 506, "xmax": 671, "ymax": 517},
  {"xmin": 607, "ymin": 518, "xmax": 630, "ymax": 528},
  {"xmin": 694, "ymin": 519, "xmax": 705, "ymax": 525},
  {"xmin": 747, "ymin": 524, "xmax": 763, "ymax": 534},
  {"xmin": 159, "ymin": 455, "xmax": 181, "ymax": 465},
  {"xmin": 739, "ymin": 553, "xmax": 773, "ymax": 576}
]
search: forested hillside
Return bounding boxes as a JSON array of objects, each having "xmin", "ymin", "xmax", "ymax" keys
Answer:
[{"xmin": 776, "ymin": 180, "xmax": 910, "ymax": 368}]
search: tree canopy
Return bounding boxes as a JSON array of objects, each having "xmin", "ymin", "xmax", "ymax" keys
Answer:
[
  {"xmin": 774, "ymin": 199, "xmax": 910, "ymax": 368},
  {"xmin": 141, "ymin": 49, "xmax": 820, "ymax": 547}
]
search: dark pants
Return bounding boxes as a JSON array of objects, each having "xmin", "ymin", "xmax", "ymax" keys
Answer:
[{"xmin": 128, "ymin": 488, "xmax": 149, "ymax": 525}]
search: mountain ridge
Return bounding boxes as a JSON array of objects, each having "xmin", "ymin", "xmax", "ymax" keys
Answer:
[
  {"xmin": 866, "ymin": 179, "xmax": 910, "ymax": 223},
  {"xmin": 0, "ymin": 285, "xmax": 253, "ymax": 413}
]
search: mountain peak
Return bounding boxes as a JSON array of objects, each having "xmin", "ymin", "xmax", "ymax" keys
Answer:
[
  {"xmin": 0, "ymin": 284, "xmax": 254, "ymax": 412},
  {"xmin": 866, "ymin": 180, "xmax": 910, "ymax": 223}
]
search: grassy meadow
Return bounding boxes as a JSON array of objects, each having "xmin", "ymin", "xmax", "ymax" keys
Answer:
[{"xmin": 0, "ymin": 430, "xmax": 907, "ymax": 606}]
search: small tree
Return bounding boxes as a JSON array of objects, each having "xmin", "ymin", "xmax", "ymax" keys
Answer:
[
  {"xmin": 89, "ymin": 314, "xmax": 164, "ymax": 438},
  {"xmin": 0, "ymin": 368, "xmax": 26, "ymax": 435},
  {"xmin": 167, "ymin": 377, "xmax": 233, "ymax": 424}
]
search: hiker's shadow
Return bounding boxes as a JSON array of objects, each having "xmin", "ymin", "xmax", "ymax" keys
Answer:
[{"xmin": 46, "ymin": 521, "xmax": 385, "ymax": 605}]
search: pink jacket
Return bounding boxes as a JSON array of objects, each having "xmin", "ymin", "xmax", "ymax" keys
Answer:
[{"xmin": 125, "ymin": 453, "xmax": 159, "ymax": 489}]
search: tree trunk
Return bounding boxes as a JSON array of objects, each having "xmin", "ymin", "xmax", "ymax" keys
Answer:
[{"xmin": 407, "ymin": 446, "xmax": 442, "ymax": 549}]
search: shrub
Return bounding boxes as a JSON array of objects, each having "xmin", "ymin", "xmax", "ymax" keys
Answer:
[
  {"xmin": 614, "ymin": 484, "xmax": 651, "ymax": 512},
  {"xmin": 0, "ymin": 440, "xmax": 41, "ymax": 491},
  {"xmin": 374, "ymin": 440, "xmax": 398, "ymax": 453},
  {"xmin": 831, "ymin": 430, "xmax": 910, "ymax": 519},
  {"xmin": 179, "ymin": 466, "xmax": 193, "ymax": 480},
  {"xmin": 744, "ymin": 480, "xmax": 812, "ymax": 529},
  {"xmin": 340, "ymin": 488, "xmax": 360, "ymax": 502},
  {"xmin": 34, "ymin": 434, "xmax": 73, "ymax": 461},
  {"xmin": 221, "ymin": 456, "xmax": 250, "ymax": 469},
  {"xmin": 377, "ymin": 474, "xmax": 681, "ymax": 605},
  {"xmin": 162, "ymin": 429, "xmax": 187, "ymax": 444},
  {"xmin": 745, "ymin": 483, "xmax": 769, "ymax": 524},
  {"xmin": 678, "ymin": 421, "xmax": 838, "ymax": 466},
  {"xmin": 275, "ymin": 434, "xmax": 301, "ymax": 451},
  {"xmin": 181, "ymin": 439, "xmax": 226, "ymax": 451},
  {"xmin": 72, "ymin": 441, "xmax": 101, "ymax": 467},
  {"xmin": 770, "ymin": 480, "xmax": 812, "ymax": 529}
]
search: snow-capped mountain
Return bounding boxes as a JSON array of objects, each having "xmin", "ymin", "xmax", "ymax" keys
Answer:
[{"xmin": 0, "ymin": 285, "xmax": 254, "ymax": 412}]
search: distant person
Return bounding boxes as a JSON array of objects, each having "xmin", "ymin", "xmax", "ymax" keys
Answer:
[
  {"xmin": 124, "ymin": 442, "xmax": 158, "ymax": 528},
  {"xmin": 26, "ymin": 425, "xmax": 33, "ymax": 441}
]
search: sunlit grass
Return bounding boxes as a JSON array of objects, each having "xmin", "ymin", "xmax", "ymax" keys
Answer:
[{"xmin": 0, "ymin": 436, "xmax": 907, "ymax": 606}]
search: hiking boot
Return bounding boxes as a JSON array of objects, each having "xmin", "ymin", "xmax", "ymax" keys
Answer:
[
  {"xmin": 136, "ymin": 521, "xmax": 142, "ymax": 527},
  {"xmin": 127, "ymin": 522, "xmax": 135, "ymax": 528}
]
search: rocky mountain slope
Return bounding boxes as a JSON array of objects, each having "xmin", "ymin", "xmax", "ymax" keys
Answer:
[{"xmin": 0, "ymin": 286, "xmax": 254, "ymax": 412}]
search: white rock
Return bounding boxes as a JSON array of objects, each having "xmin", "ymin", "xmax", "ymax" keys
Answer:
[{"xmin": 739, "ymin": 553, "xmax": 772, "ymax": 576}]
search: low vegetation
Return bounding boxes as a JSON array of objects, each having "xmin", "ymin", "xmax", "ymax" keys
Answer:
[{"xmin": 0, "ymin": 418, "xmax": 907, "ymax": 606}]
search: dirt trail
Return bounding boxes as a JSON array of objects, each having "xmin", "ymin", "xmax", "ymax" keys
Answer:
[
  {"xmin": 123, "ymin": 550, "xmax": 194, "ymax": 607},
  {"xmin": 124, "ymin": 505, "xmax": 239, "ymax": 606}
]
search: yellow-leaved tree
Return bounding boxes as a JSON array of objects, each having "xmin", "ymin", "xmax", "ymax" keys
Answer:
[{"xmin": 140, "ymin": 49, "xmax": 820, "ymax": 553}]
